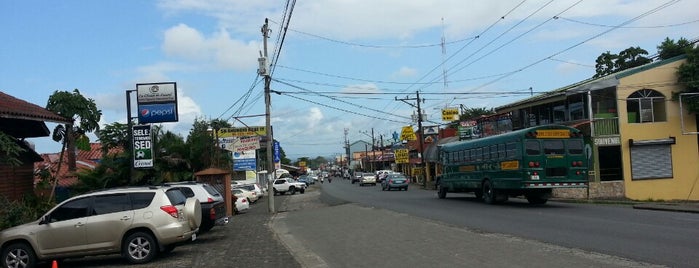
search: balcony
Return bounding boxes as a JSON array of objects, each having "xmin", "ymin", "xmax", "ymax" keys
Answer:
[{"xmin": 593, "ymin": 117, "xmax": 619, "ymax": 136}]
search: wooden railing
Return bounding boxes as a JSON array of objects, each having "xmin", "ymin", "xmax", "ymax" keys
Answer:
[{"xmin": 593, "ymin": 117, "xmax": 619, "ymax": 136}]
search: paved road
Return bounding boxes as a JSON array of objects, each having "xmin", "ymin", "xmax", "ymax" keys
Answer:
[{"xmin": 273, "ymin": 187, "xmax": 663, "ymax": 268}]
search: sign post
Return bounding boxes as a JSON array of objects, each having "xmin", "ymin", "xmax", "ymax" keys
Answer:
[{"xmin": 133, "ymin": 124, "xmax": 153, "ymax": 168}]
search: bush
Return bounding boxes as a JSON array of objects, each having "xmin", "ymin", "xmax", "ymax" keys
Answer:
[{"xmin": 0, "ymin": 195, "xmax": 54, "ymax": 230}]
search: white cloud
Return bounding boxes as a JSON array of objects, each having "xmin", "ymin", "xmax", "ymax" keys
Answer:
[
  {"xmin": 162, "ymin": 23, "xmax": 260, "ymax": 71},
  {"xmin": 392, "ymin": 67, "xmax": 417, "ymax": 78}
]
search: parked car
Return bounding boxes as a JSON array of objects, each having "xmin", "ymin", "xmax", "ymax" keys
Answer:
[
  {"xmin": 234, "ymin": 183, "xmax": 265, "ymax": 198},
  {"xmin": 232, "ymin": 188, "xmax": 259, "ymax": 203},
  {"xmin": 234, "ymin": 195, "xmax": 250, "ymax": 214},
  {"xmin": 166, "ymin": 181, "xmax": 228, "ymax": 232},
  {"xmin": 360, "ymin": 172, "xmax": 377, "ymax": 186},
  {"xmin": 272, "ymin": 178, "xmax": 306, "ymax": 195},
  {"xmin": 0, "ymin": 186, "xmax": 201, "ymax": 267},
  {"xmin": 382, "ymin": 173, "xmax": 409, "ymax": 191}
]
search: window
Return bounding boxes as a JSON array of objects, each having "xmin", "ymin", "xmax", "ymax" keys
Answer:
[
  {"xmin": 475, "ymin": 148, "xmax": 483, "ymax": 162},
  {"xmin": 568, "ymin": 140, "xmax": 584, "ymax": 155},
  {"xmin": 543, "ymin": 140, "xmax": 565, "ymax": 155},
  {"xmin": 131, "ymin": 192, "xmax": 155, "ymax": 209},
  {"xmin": 626, "ymin": 89, "xmax": 666, "ymax": 123},
  {"xmin": 93, "ymin": 194, "xmax": 131, "ymax": 215},
  {"xmin": 525, "ymin": 140, "xmax": 540, "ymax": 155},
  {"xmin": 490, "ymin": 145, "xmax": 498, "ymax": 160},
  {"xmin": 50, "ymin": 197, "xmax": 92, "ymax": 222},
  {"xmin": 506, "ymin": 142, "xmax": 517, "ymax": 158}
]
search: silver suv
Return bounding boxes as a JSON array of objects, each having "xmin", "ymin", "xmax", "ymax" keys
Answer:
[{"xmin": 0, "ymin": 186, "xmax": 201, "ymax": 267}]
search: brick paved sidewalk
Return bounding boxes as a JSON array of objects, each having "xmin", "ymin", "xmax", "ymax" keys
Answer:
[{"xmin": 56, "ymin": 196, "xmax": 301, "ymax": 268}]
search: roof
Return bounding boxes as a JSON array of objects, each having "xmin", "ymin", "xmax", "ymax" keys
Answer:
[
  {"xmin": 496, "ymin": 55, "xmax": 688, "ymax": 112},
  {"xmin": 34, "ymin": 143, "xmax": 124, "ymax": 187},
  {"xmin": 0, "ymin": 91, "xmax": 72, "ymax": 138}
]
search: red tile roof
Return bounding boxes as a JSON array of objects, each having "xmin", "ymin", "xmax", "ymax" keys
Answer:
[
  {"xmin": 34, "ymin": 143, "xmax": 124, "ymax": 187},
  {"xmin": 0, "ymin": 91, "xmax": 71, "ymax": 124}
]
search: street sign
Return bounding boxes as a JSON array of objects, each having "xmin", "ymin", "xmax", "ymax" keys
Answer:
[
  {"xmin": 400, "ymin": 126, "xmax": 416, "ymax": 141},
  {"xmin": 394, "ymin": 149, "xmax": 409, "ymax": 164},
  {"xmin": 132, "ymin": 124, "xmax": 153, "ymax": 168},
  {"xmin": 441, "ymin": 108, "xmax": 459, "ymax": 121}
]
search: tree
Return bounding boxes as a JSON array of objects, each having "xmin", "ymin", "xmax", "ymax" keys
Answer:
[
  {"xmin": 594, "ymin": 51, "xmax": 618, "ymax": 78},
  {"xmin": 97, "ymin": 122, "xmax": 131, "ymax": 155},
  {"xmin": 657, "ymin": 37, "xmax": 693, "ymax": 60},
  {"xmin": 459, "ymin": 107, "xmax": 493, "ymax": 120},
  {"xmin": 0, "ymin": 131, "xmax": 24, "ymax": 166},
  {"xmin": 45, "ymin": 89, "xmax": 102, "ymax": 200},
  {"xmin": 593, "ymin": 47, "xmax": 650, "ymax": 78},
  {"xmin": 676, "ymin": 43, "xmax": 699, "ymax": 114}
]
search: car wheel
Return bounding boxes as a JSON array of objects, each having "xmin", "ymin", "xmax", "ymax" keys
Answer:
[
  {"xmin": 404, "ymin": 187, "xmax": 408, "ymax": 191},
  {"xmin": 2, "ymin": 242, "xmax": 37, "ymax": 268},
  {"xmin": 185, "ymin": 198, "xmax": 202, "ymax": 229},
  {"xmin": 122, "ymin": 231, "xmax": 157, "ymax": 264},
  {"xmin": 289, "ymin": 187, "xmax": 296, "ymax": 195},
  {"xmin": 437, "ymin": 183, "xmax": 447, "ymax": 199},
  {"xmin": 300, "ymin": 188, "xmax": 305, "ymax": 194}
]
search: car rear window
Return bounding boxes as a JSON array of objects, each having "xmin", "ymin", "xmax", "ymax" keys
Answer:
[
  {"xmin": 202, "ymin": 184, "xmax": 222, "ymax": 197},
  {"xmin": 165, "ymin": 189, "xmax": 187, "ymax": 205},
  {"xmin": 93, "ymin": 193, "xmax": 131, "ymax": 215}
]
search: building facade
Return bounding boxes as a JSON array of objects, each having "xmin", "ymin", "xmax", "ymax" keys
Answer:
[{"xmin": 493, "ymin": 55, "xmax": 698, "ymax": 201}]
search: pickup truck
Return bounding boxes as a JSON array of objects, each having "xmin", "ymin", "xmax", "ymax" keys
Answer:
[{"xmin": 272, "ymin": 178, "xmax": 306, "ymax": 195}]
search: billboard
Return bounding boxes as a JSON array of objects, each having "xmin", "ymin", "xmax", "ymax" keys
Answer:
[
  {"xmin": 137, "ymin": 103, "xmax": 178, "ymax": 124},
  {"xmin": 136, "ymin": 82, "xmax": 178, "ymax": 124},
  {"xmin": 133, "ymin": 124, "xmax": 153, "ymax": 168},
  {"xmin": 233, "ymin": 150, "xmax": 257, "ymax": 171}
]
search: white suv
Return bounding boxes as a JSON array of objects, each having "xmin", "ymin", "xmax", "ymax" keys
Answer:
[
  {"xmin": 0, "ymin": 186, "xmax": 201, "ymax": 267},
  {"xmin": 166, "ymin": 181, "xmax": 228, "ymax": 232}
]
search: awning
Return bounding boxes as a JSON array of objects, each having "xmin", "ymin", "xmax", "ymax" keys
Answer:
[{"xmin": 424, "ymin": 136, "xmax": 460, "ymax": 162}]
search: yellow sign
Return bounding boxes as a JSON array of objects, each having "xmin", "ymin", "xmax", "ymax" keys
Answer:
[
  {"xmin": 500, "ymin": 160, "xmax": 519, "ymax": 170},
  {"xmin": 217, "ymin": 126, "xmax": 267, "ymax": 138},
  {"xmin": 441, "ymin": 108, "xmax": 459, "ymax": 121},
  {"xmin": 400, "ymin": 126, "xmax": 417, "ymax": 141},
  {"xmin": 535, "ymin": 129, "xmax": 570, "ymax": 139},
  {"xmin": 458, "ymin": 165, "xmax": 476, "ymax": 172},
  {"xmin": 412, "ymin": 167, "xmax": 423, "ymax": 175},
  {"xmin": 299, "ymin": 161, "xmax": 306, "ymax": 167},
  {"xmin": 394, "ymin": 149, "xmax": 409, "ymax": 164}
]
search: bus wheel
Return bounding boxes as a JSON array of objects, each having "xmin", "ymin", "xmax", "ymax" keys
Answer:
[
  {"xmin": 482, "ymin": 180, "xmax": 496, "ymax": 204},
  {"xmin": 437, "ymin": 183, "xmax": 447, "ymax": 199}
]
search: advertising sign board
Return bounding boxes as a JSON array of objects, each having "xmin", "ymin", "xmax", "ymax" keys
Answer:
[
  {"xmin": 217, "ymin": 126, "xmax": 267, "ymax": 138},
  {"xmin": 233, "ymin": 150, "xmax": 257, "ymax": 171},
  {"xmin": 137, "ymin": 82, "xmax": 177, "ymax": 103},
  {"xmin": 133, "ymin": 124, "xmax": 153, "ymax": 168},
  {"xmin": 138, "ymin": 103, "xmax": 178, "ymax": 123},
  {"xmin": 394, "ymin": 149, "xmax": 409, "ymax": 164}
]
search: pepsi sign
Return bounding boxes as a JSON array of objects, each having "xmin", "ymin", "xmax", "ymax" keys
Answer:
[{"xmin": 138, "ymin": 103, "xmax": 178, "ymax": 123}]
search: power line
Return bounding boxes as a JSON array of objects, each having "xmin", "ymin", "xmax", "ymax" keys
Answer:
[{"xmin": 554, "ymin": 16, "xmax": 699, "ymax": 29}]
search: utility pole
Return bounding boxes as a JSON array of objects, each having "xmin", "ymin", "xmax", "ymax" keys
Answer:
[
  {"xmin": 261, "ymin": 19, "xmax": 275, "ymax": 213},
  {"xmin": 396, "ymin": 91, "xmax": 426, "ymax": 187}
]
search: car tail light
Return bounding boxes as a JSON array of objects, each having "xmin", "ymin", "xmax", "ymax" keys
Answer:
[
  {"xmin": 161, "ymin": 205, "xmax": 179, "ymax": 218},
  {"xmin": 209, "ymin": 208, "xmax": 216, "ymax": 220},
  {"xmin": 532, "ymin": 171, "xmax": 539, "ymax": 176},
  {"xmin": 242, "ymin": 198, "xmax": 247, "ymax": 203},
  {"xmin": 207, "ymin": 197, "xmax": 214, "ymax": 203},
  {"xmin": 528, "ymin": 161, "xmax": 540, "ymax": 167}
]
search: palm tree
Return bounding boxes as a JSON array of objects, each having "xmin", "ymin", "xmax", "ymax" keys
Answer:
[{"xmin": 45, "ymin": 89, "xmax": 102, "ymax": 200}]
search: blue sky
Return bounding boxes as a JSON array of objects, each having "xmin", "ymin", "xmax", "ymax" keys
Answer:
[{"xmin": 2, "ymin": 0, "xmax": 698, "ymax": 160}]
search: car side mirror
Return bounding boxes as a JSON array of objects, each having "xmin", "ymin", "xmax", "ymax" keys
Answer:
[{"xmin": 39, "ymin": 215, "xmax": 50, "ymax": 225}]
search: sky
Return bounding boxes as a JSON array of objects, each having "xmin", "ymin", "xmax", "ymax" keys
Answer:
[{"xmin": 2, "ymin": 0, "xmax": 698, "ymax": 160}]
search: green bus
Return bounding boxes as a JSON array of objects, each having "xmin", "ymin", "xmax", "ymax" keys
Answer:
[{"xmin": 436, "ymin": 125, "xmax": 588, "ymax": 204}]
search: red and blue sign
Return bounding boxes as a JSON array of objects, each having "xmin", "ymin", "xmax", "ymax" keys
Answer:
[{"xmin": 138, "ymin": 103, "xmax": 178, "ymax": 124}]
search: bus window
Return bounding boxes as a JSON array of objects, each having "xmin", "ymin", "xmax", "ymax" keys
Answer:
[
  {"xmin": 568, "ymin": 140, "xmax": 583, "ymax": 155},
  {"xmin": 525, "ymin": 140, "xmax": 540, "ymax": 155},
  {"xmin": 497, "ymin": 144, "xmax": 505, "ymax": 159},
  {"xmin": 543, "ymin": 140, "xmax": 565, "ymax": 155},
  {"xmin": 490, "ymin": 145, "xmax": 498, "ymax": 160},
  {"xmin": 506, "ymin": 142, "xmax": 517, "ymax": 158},
  {"xmin": 475, "ymin": 148, "xmax": 483, "ymax": 161}
]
